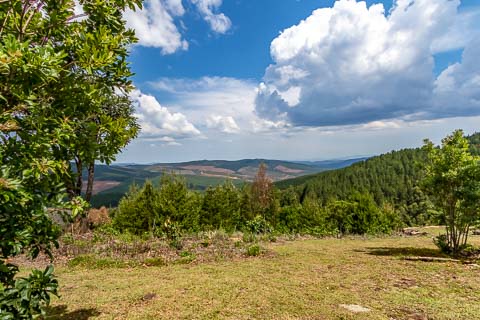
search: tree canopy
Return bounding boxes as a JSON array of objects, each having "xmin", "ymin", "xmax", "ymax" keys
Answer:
[{"xmin": 0, "ymin": 0, "xmax": 140, "ymax": 317}]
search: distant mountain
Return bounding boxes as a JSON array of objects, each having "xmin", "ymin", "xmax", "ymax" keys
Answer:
[
  {"xmin": 90, "ymin": 159, "xmax": 325, "ymax": 207},
  {"xmin": 294, "ymin": 157, "xmax": 369, "ymax": 169}
]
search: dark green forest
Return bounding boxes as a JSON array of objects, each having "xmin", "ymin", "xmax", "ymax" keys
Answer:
[{"xmin": 276, "ymin": 133, "xmax": 480, "ymax": 226}]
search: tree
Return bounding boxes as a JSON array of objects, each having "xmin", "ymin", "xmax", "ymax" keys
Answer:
[
  {"xmin": 422, "ymin": 130, "xmax": 480, "ymax": 255},
  {"xmin": 0, "ymin": 0, "xmax": 140, "ymax": 317},
  {"xmin": 250, "ymin": 163, "xmax": 277, "ymax": 223},
  {"xmin": 63, "ymin": 91, "xmax": 139, "ymax": 202},
  {"xmin": 200, "ymin": 180, "xmax": 241, "ymax": 231}
]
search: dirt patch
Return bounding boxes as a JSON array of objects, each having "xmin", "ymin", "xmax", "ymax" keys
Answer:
[
  {"xmin": 81, "ymin": 180, "xmax": 121, "ymax": 195},
  {"xmin": 274, "ymin": 165, "xmax": 304, "ymax": 174},
  {"xmin": 339, "ymin": 304, "xmax": 370, "ymax": 313},
  {"xmin": 181, "ymin": 165, "xmax": 235, "ymax": 174}
]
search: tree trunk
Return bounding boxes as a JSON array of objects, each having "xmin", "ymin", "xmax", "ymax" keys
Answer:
[
  {"xmin": 85, "ymin": 162, "xmax": 95, "ymax": 203},
  {"xmin": 74, "ymin": 157, "xmax": 83, "ymax": 197}
]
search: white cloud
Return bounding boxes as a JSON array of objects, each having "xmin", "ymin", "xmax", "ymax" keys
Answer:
[
  {"xmin": 431, "ymin": 7, "xmax": 480, "ymax": 53},
  {"xmin": 124, "ymin": 0, "xmax": 188, "ymax": 53},
  {"xmin": 150, "ymin": 77, "xmax": 256, "ymax": 124},
  {"xmin": 255, "ymin": 0, "xmax": 480, "ymax": 127},
  {"xmin": 433, "ymin": 39, "xmax": 480, "ymax": 116},
  {"xmin": 109, "ymin": 0, "xmax": 231, "ymax": 53},
  {"xmin": 148, "ymin": 77, "xmax": 293, "ymax": 135},
  {"xmin": 206, "ymin": 115, "xmax": 240, "ymax": 133},
  {"xmin": 190, "ymin": 0, "xmax": 232, "ymax": 34},
  {"xmin": 130, "ymin": 89, "xmax": 201, "ymax": 141}
]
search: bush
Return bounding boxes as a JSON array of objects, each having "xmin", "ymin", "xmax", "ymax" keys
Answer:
[
  {"xmin": 433, "ymin": 234, "xmax": 452, "ymax": 255},
  {"xmin": 246, "ymin": 244, "xmax": 261, "ymax": 257},
  {"xmin": 325, "ymin": 193, "xmax": 398, "ymax": 235},
  {"xmin": 242, "ymin": 232, "xmax": 257, "ymax": 243},
  {"xmin": 200, "ymin": 181, "xmax": 241, "ymax": 231},
  {"xmin": 113, "ymin": 174, "xmax": 201, "ymax": 235},
  {"xmin": 245, "ymin": 215, "xmax": 273, "ymax": 234}
]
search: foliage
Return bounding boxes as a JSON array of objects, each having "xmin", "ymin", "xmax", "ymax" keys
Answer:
[
  {"xmin": 0, "ymin": 265, "xmax": 58, "ymax": 319},
  {"xmin": 422, "ymin": 130, "xmax": 480, "ymax": 255},
  {"xmin": 245, "ymin": 244, "xmax": 261, "ymax": 257},
  {"xmin": 200, "ymin": 180, "xmax": 241, "ymax": 231},
  {"xmin": 245, "ymin": 215, "xmax": 273, "ymax": 235},
  {"xmin": 113, "ymin": 174, "xmax": 201, "ymax": 235},
  {"xmin": 276, "ymin": 133, "xmax": 480, "ymax": 226},
  {"xmin": 0, "ymin": 0, "xmax": 140, "ymax": 315},
  {"xmin": 325, "ymin": 193, "xmax": 400, "ymax": 235}
]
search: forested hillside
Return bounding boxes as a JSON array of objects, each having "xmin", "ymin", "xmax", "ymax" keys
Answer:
[
  {"xmin": 90, "ymin": 159, "xmax": 326, "ymax": 207},
  {"xmin": 277, "ymin": 132, "xmax": 480, "ymax": 225}
]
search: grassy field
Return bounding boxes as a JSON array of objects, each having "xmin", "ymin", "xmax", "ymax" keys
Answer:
[{"xmin": 47, "ymin": 232, "xmax": 480, "ymax": 320}]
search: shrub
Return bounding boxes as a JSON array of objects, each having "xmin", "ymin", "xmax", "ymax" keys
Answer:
[
  {"xmin": 245, "ymin": 215, "xmax": 273, "ymax": 234},
  {"xmin": 434, "ymin": 234, "xmax": 452, "ymax": 254},
  {"xmin": 87, "ymin": 207, "xmax": 111, "ymax": 228},
  {"xmin": 242, "ymin": 232, "xmax": 257, "ymax": 243},
  {"xmin": 246, "ymin": 244, "xmax": 261, "ymax": 257}
]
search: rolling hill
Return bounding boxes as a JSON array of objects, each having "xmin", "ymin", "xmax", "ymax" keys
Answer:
[
  {"xmin": 90, "ymin": 158, "xmax": 363, "ymax": 207},
  {"xmin": 276, "ymin": 132, "xmax": 480, "ymax": 225}
]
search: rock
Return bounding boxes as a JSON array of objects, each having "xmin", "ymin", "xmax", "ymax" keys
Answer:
[
  {"xmin": 472, "ymin": 229, "xmax": 480, "ymax": 235},
  {"xmin": 141, "ymin": 293, "xmax": 157, "ymax": 301},
  {"xmin": 402, "ymin": 228, "xmax": 428, "ymax": 236},
  {"xmin": 339, "ymin": 304, "xmax": 370, "ymax": 313}
]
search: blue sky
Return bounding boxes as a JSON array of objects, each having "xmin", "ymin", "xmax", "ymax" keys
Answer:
[{"xmin": 115, "ymin": 0, "xmax": 480, "ymax": 163}]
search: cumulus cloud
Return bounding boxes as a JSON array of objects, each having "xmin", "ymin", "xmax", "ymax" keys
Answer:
[
  {"xmin": 433, "ymin": 39, "xmax": 480, "ymax": 117},
  {"xmin": 130, "ymin": 89, "xmax": 201, "ymax": 142},
  {"xmin": 124, "ymin": 0, "xmax": 188, "ymax": 53},
  {"xmin": 190, "ymin": 0, "xmax": 232, "ymax": 34},
  {"xmin": 75, "ymin": 0, "xmax": 231, "ymax": 53},
  {"xmin": 255, "ymin": 0, "xmax": 480, "ymax": 127},
  {"xmin": 148, "ymin": 76, "xmax": 294, "ymax": 135},
  {"xmin": 206, "ymin": 115, "xmax": 240, "ymax": 133},
  {"xmin": 431, "ymin": 7, "xmax": 480, "ymax": 53},
  {"xmin": 150, "ymin": 77, "xmax": 257, "ymax": 125}
]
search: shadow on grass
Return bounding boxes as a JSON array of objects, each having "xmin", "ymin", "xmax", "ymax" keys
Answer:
[
  {"xmin": 360, "ymin": 247, "xmax": 447, "ymax": 258},
  {"xmin": 46, "ymin": 305, "xmax": 100, "ymax": 320}
]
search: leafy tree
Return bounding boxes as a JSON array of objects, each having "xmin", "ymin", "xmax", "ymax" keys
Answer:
[
  {"xmin": 157, "ymin": 173, "xmax": 200, "ymax": 232},
  {"xmin": 0, "ymin": 0, "xmax": 140, "ymax": 316},
  {"xmin": 114, "ymin": 181, "xmax": 158, "ymax": 234},
  {"xmin": 200, "ymin": 180, "xmax": 241, "ymax": 231},
  {"xmin": 422, "ymin": 130, "xmax": 480, "ymax": 254},
  {"xmin": 114, "ymin": 174, "xmax": 201, "ymax": 234},
  {"xmin": 325, "ymin": 193, "xmax": 397, "ymax": 235}
]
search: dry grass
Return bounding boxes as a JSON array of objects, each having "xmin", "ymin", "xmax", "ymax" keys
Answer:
[{"xmin": 44, "ymin": 229, "xmax": 480, "ymax": 320}]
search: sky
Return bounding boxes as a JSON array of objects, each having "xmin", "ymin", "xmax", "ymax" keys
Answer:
[{"xmin": 112, "ymin": 0, "xmax": 480, "ymax": 163}]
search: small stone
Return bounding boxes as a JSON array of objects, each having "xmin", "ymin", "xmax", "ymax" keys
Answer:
[
  {"xmin": 339, "ymin": 304, "xmax": 371, "ymax": 313},
  {"xmin": 141, "ymin": 292, "xmax": 157, "ymax": 301}
]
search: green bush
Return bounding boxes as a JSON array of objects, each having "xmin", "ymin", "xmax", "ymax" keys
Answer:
[
  {"xmin": 113, "ymin": 174, "xmax": 201, "ymax": 235},
  {"xmin": 242, "ymin": 232, "xmax": 257, "ymax": 243},
  {"xmin": 246, "ymin": 244, "xmax": 261, "ymax": 257},
  {"xmin": 245, "ymin": 215, "xmax": 273, "ymax": 234},
  {"xmin": 200, "ymin": 181, "xmax": 241, "ymax": 231}
]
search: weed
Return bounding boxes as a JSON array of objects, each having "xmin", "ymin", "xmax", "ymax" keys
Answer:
[
  {"xmin": 176, "ymin": 251, "xmax": 196, "ymax": 264},
  {"xmin": 242, "ymin": 232, "xmax": 256, "ymax": 243}
]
